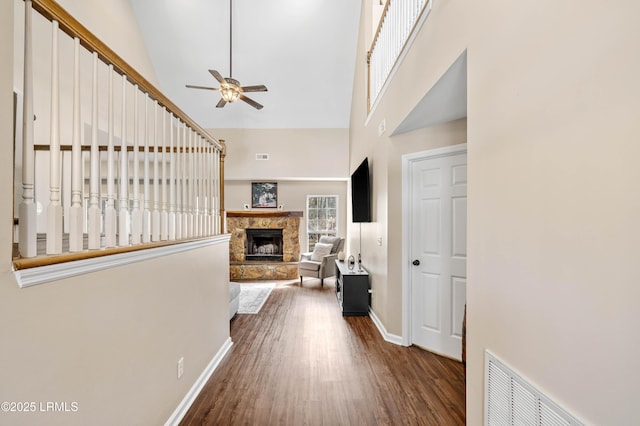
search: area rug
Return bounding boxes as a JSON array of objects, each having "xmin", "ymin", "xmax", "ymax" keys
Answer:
[{"xmin": 237, "ymin": 283, "xmax": 276, "ymax": 314}]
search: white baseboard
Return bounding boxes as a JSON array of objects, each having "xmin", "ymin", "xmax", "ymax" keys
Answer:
[
  {"xmin": 369, "ymin": 309, "xmax": 405, "ymax": 346},
  {"xmin": 165, "ymin": 337, "xmax": 233, "ymax": 426}
]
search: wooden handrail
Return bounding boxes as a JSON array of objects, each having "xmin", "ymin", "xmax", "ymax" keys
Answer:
[
  {"xmin": 34, "ymin": 144, "xmax": 214, "ymax": 153},
  {"xmin": 369, "ymin": 0, "xmax": 391, "ymax": 56},
  {"xmin": 12, "ymin": 235, "xmax": 223, "ymax": 270},
  {"xmin": 30, "ymin": 0, "xmax": 221, "ymax": 151}
]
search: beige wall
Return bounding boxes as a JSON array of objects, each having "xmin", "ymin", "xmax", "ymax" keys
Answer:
[
  {"xmin": 215, "ymin": 128, "xmax": 349, "ymax": 180},
  {"xmin": 466, "ymin": 1, "xmax": 640, "ymax": 424},
  {"xmin": 225, "ymin": 180, "xmax": 347, "ymax": 252},
  {"xmin": 351, "ymin": 0, "xmax": 640, "ymax": 424},
  {"xmin": 2, "ymin": 2, "xmax": 230, "ymax": 424}
]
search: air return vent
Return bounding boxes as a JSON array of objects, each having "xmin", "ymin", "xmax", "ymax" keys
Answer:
[
  {"xmin": 485, "ymin": 351, "xmax": 583, "ymax": 426},
  {"xmin": 256, "ymin": 153, "xmax": 269, "ymax": 160}
]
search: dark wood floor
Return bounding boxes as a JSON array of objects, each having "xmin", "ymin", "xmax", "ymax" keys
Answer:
[{"xmin": 180, "ymin": 279, "xmax": 465, "ymax": 425}]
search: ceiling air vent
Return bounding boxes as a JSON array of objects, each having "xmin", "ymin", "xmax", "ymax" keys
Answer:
[{"xmin": 256, "ymin": 153, "xmax": 269, "ymax": 160}]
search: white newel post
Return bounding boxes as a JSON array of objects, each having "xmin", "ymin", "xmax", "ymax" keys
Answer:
[
  {"xmin": 46, "ymin": 20, "xmax": 62, "ymax": 255},
  {"xmin": 168, "ymin": 115, "xmax": 176, "ymax": 240},
  {"xmin": 160, "ymin": 108, "xmax": 171, "ymax": 241},
  {"xmin": 105, "ymin": 65, "xmax": 117, "ymax": 248},
  {"xmin": 118, "ymin": 74, "xmax": 129, "ymax": 246},
  {"xmin": 142, "ymin": 95, "xmax": 151, "ymax": 244},
  {"xmin": 153, "ymin": 102, "xmax": 162, "ymax": 241},
  {"xmin": 19, "ymin": 0, "xmax": 37, "ymax": 258},
  {"xmin": 175, "ymin": 122, "xmax": 183, "ymax": 240},
  {"xmin": 88, "ymin": 51, "xmax": 101, "ymax": 250},
  {"xmin": 210, "ymin": 144, "xmax": 216, "ymax": 235},
  {"xmin": 69, "ymin": 37, "xmax": 83, "ymax": 252},
  {"xmin": 131, "ymin": 87, "xmax": 141, "ymax": 245},
  {"xmin": 214, "ymin": 148, "xmax": 220, "ymax": 234}
]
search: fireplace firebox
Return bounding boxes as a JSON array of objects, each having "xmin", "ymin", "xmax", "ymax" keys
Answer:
[{"xmin": 245, "ymin": 228, "xmax": 283, "ymax": 261}]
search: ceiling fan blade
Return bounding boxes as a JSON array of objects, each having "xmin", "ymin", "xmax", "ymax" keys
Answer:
[
  {"xmin": 240, "ymin": 85, "xmax": 268, "ymax": 93},
  {"xmin": 216, "ymin": 98, "xmax": 227, "ymax": 108},
  {"xmin": 239, "ymin": 94, "xmax": 263, "ymax": 110},
  {"xmin": 186, "ymin": 84, "xmax": 219, "ymax": 91},
  {"xmin": 209, "ymin": 70, "xmax": 227, "ymax": 84}
]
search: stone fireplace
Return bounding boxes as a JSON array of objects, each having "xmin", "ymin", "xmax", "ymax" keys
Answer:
[{"xmin": 227, "ymin": 211, "xmax": 302, "ymax": 280}]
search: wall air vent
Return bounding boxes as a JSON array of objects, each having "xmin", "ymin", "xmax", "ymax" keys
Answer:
[
  {"xmin": 256, "ymin": 153, "xmax": 269, "ymax": 160},
  {"xmin": 485, "ymin": 351, "xmax": 583, "ymax": 426}
]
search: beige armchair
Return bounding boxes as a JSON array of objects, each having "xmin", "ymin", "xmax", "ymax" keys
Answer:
[{"xmin": 299, "ymin": 236, "xmax": 345, "ymax": 286}]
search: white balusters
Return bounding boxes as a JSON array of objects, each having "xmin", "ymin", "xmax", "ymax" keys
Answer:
[
  {"xmin": 105, "ymin": 65, "xmax": 117, "ymax": 248},
  {"xmin": 201, "ymin": 139, "xmax": 208, "ymax": 236},
  {"xmin": 46, "ymin": 20, "xmax": 62, "ymax": 255},
  {"xmin": 142, "ymin": 95, "xmax": 151, "ymax": 244},
  {"xmin": 152, "ymin": 101, "xmax": 160, "ymax": 241},
  {"xmin": 131, "ymin": 87, "xmax": 141, "ymax": 245},
  {"xmin": 168, "ymin": 115, "xmax": 176, "ymax": 240},
  {"xmin": 16, "ymin": 8, "xmax": 225, "ymax": 259},
  {"xmin": 160, "ymin": 108, "xmax": 169, "ymax": 241},
  {"xmin": 193, "ymin": 135, "xmax": 200, "ymax": 237},
  {"xmin": 175, "ymin": 123, "xmax": 183, "ymax": 240},
  {"xmin": 182, "ymin": 125, "xmax": 188, "ymax": 237},
  {"xmin": 118, "ymin": 75, "xmax": 129, "ymax": 247},
  {"xmin": 88, "ymin": 52, "xmax": 101, "ymax": 250},
  {"xmin": 369, "ymin": 0, "xmax": 431, "ymax": 110},
  {"xmin": 19, "ymin": 0, "xmax": 37, "ymax": 259},
  {"xmin": 187, "ymin": 129, "xmax": 194, "ymax": 238},
  {"xmin": 69, "ymin": 37, "xmax": 83, "ymax": 253}
]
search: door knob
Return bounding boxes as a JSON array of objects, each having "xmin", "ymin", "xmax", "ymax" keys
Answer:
[{"xmin": 412, "ymin": 259, "xmax": 420, "ymax": 266}]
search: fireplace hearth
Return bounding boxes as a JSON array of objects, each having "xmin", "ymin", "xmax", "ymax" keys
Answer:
[{"xmin": 246, "ymin": 228, "xmax": 283, "ymax": 261}]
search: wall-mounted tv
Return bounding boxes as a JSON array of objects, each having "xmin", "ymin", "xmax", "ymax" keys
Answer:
[{"xmin": 351, "ymin": 157, "xmax": 371, "ymax": 223}]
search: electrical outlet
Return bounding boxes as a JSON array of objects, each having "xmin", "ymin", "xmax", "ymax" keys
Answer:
[
  {"xmin": 376, "ymin": 236, "xmax": 382, "ymax": 246},
  {"xmin": 177, "ymin": 357, "xmax": 184, "ymax": 379}
]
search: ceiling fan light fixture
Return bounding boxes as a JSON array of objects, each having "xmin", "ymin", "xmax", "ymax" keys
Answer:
[{"xmin": 220, "ymin": 85, "xmax": 240, "ymax": 102}]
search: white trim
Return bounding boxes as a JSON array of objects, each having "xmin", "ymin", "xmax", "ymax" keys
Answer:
[
  {"xmin": 369, "ymin": 308, "xmax": 405, "ymax": 346},
  {"xmin": 365, "ymin": 0, "xmax": 433, "ymax": 126},
  {"xmin": 13, "ymin": 234, "xmax": 231, "ymax": 288},
  {"xmin": 401, "ymin": 143, "xmax": 467, "ymax": 346},
  {"xmin": 164, "ymin": 337, "xmax": 234, "ymax": 426}
]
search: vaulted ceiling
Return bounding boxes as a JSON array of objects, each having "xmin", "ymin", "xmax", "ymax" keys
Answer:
[{"xmin": 130, "ymin": 0, "xmax": 361, "ymax": 129}]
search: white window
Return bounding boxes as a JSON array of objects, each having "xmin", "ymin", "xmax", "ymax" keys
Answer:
[{"xmin": 306, "ymin": 195, "xmax": 338, "ymax": 251}]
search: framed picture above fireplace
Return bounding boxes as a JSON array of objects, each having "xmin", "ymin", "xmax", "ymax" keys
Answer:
[{"xmin": 251, "ymin": 182, "xmax": 278, "ymax": 208}]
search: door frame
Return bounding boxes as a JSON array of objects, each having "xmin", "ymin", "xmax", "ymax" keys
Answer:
[{"xmin": 401, "ymin": 143, "xmax": 467, "ymax": 346}]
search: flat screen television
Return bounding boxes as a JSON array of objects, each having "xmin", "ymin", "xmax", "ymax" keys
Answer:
[{"xmin": 351, "ymin": 157, "xmax": 371, "ymax": 223}]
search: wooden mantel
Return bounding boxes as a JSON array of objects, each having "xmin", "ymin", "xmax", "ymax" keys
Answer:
[{"xmin": 226, "ymin": 211, "xmax": 303, "ymax": 218}]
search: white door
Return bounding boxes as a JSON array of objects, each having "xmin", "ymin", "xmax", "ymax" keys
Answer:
[{"xmin": 410, "ymin": 150, "xmax": 467, "ymax": 360}]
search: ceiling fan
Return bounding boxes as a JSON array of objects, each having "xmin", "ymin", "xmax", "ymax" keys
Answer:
[{"xmin": 186, "ymin": 0, "xmax": 268, "ymax": 110}]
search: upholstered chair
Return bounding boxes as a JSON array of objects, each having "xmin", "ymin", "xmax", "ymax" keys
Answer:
[{"xmin": 298, "ymin": 236, "xmax": 345, "ymax": 286}]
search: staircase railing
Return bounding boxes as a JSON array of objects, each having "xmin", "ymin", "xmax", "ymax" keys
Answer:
[
  {"xmin": 14, "ymin": 0, "xmax": 226, "ymax": 269},
  {"xmin": 367, "ymin": 0, "xmax": 432, "ymax": 112}
]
